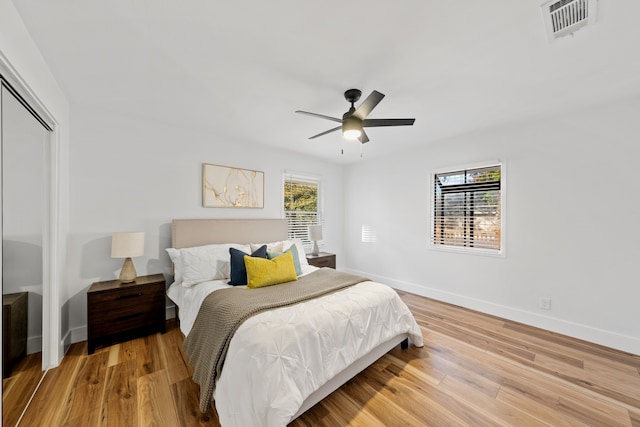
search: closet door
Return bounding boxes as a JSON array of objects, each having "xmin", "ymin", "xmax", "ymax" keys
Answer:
[{"xmin": 1, "ymin": 82, "xmax": 50, "ymax": 426}]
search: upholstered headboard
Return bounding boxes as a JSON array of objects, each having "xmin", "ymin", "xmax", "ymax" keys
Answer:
[{"xmin": 171, "ymin": 218, "xmax": 288, "ymax": 249}]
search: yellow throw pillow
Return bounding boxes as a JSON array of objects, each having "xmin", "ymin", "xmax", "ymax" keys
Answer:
[{"xmin": 245, "ymin": 251, "xmax": 298, "ymax": 289}]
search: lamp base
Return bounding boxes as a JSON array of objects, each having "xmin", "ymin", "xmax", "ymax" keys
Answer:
[
  {"xmin": 311, "ymin": 241, "xmax": 320, "ymax": 256},
  {"xmin": 119, "ymin": 257, "xmax": 137, "ymax": 283}
]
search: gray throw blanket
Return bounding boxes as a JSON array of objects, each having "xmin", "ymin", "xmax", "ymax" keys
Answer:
[{"xmin": 183, "ymin": 268, "xmax": 368, "ymax": 412}]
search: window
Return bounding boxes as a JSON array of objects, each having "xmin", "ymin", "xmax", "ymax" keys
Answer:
[
  {"xmin": 431, "ymin": 164, "xmax": 503, "ymax": 254},
  {"xmin": 283, "ymin": 172, "xmax": 322, "ymax": 250}
]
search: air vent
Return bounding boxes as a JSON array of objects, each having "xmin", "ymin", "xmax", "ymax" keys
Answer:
[
  {"xmin": 541, "ymin": 0, "xmax": 597, "ymax": 41},
  {"xmin": 361, "ymin": 225, "xmax": 377, "ymax": 243}
]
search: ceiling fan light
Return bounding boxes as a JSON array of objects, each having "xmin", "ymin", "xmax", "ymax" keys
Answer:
[
  {"xmin": 342, "ymin": 117, "xmax": 362, "ymax": 140},
  {"xmin": 343, "ymin": 129, "xmax": 361, "ymax": 139}
]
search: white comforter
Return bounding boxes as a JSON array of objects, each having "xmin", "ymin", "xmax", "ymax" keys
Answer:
[{"xmin": 168, "ymin": 269, "xmax": 424, "ymax": 427}]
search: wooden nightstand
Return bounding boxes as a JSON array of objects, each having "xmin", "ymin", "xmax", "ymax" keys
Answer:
[
  {"xmin": 306, "ymin": 252, "xmax": 336, "ymax": 269},
  {"xmin": 3, "ymin": 292, "xmax": 28, "ymax": 378},
  {"xmin": 87, "ymin": 274, "xmax": 166, "ymax": 354}
]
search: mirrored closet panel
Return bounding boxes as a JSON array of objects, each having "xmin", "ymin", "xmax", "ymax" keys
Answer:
[{"xmin": 1, "ymin": 80, "xmax": 51, "ymax": 426}]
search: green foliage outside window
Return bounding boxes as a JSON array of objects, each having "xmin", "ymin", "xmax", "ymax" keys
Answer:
[
  {"xmin": 284, "ymin": 182, "xmax": 318, "ymax": 212},
  {"xmin": 284, "ymin": 178, "xmax": 320, "ymax": 246}
]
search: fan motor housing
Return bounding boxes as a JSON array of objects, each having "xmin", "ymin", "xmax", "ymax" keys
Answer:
[{"xmin": 344, "ymin": 89, "xmax": 362, "ymax": 104}]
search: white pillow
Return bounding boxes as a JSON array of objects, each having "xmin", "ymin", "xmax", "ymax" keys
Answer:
[
  {"xmin": 180, "ymin": 243, "xmax": 249, "ymax": 287},
  {"xmin": 166, "ymin": 248, "xmax": 183, "ymax": 285},
  {"xmin": 283, "ymin": 239, "xmax": 309, "ymax": 266},
  {"xmin": 250, "ymin": 241, "xmax": 284, "ymax": 253}
]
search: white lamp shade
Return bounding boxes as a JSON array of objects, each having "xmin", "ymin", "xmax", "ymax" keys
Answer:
[
  {"xmin": 308, "ymin": 225, "xmax": 323, "ymax": 241},
  {"xmin": 111, "ymin": 232, "xmax": 145, "ymax": 258}
]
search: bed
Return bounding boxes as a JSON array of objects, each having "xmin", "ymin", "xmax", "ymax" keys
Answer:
[{"xmin": 166, "ymin": 218, "xmax": 424, "ymax": 427}]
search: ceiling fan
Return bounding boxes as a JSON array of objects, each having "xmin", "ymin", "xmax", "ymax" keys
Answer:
[{"xmin": 295, "ymin": 89, "xmax": 415, "ymax": 144}]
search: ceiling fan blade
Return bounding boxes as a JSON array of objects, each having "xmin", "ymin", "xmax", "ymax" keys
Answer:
[
  {"xmin": 359, "ymin": 129, "xmax": 370, "ymax": 144},
  {"xmin": 295, "ymin": 110, "xmax": 343, "ymax": 123},
  {"xmin": 352, "ymin": 90, "xmax": 385, "ymax": 120},
  {"xmin": 308, "ymin": 126, "xmax": 341, "ymax": 139},
  {"xmin": 363, "ymin": 118, "xmax": 415, "ymax": 127}
]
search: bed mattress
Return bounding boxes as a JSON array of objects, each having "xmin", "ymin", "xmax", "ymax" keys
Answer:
[{"xmin": 167, "ymin": 267, "xmax": 423, "ymax": 426}]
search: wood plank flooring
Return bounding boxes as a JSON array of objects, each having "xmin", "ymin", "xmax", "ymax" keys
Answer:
[
  {"xmin": 2, "ymin": 352, "xmax": 43, "ymax": 427},
  {"xmin": 6, "ymin": 291, "xmax": 640, "ymax": 426}
]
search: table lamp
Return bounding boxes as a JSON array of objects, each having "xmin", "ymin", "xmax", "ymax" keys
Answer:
[
  {"xmin": 308, "ymin": 225, "xmax": 323, "ymax": 256},
  {"xmin": 111, "ymin": 232, "xmax": 145, "ymax": 283}
]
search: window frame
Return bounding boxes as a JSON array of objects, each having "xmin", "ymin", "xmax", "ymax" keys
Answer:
[
  {"xmin": 282, "ymin": 171, "xmax": 323, "ymax": 252},
  {"xmin": 429, "ymin": 160, "xmax": 506, "ymax": 257}
]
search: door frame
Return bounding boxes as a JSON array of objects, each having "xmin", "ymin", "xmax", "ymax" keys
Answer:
[{"xmin": 1, "ymin": 51, "xmax": 62, "ymax": 370}]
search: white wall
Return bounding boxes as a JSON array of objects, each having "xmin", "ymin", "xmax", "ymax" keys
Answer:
[
  {"xmin": 1, "ymin": 0, "xmax": 71, "ymax": 367},
  {"xmin": 66, "ymin": 106, "xmax": 345, "ymax": 341},
  {"xmin": 343, "ymin": 96, "xmax": 640, "ymax": 354}
]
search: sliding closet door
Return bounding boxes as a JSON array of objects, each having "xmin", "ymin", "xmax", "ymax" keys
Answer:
[
  {"xmin": 1, "ymin": 82, "xmax": 51, "ymax": 425},
  {"xmin": 2, "ymin": 84, "xmax": 49, "ymax": 356}
]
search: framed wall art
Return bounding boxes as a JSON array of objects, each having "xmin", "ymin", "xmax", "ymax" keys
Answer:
[{"xmin": 202, "ymin": 163, "xmax": 264, "ymax": 208}]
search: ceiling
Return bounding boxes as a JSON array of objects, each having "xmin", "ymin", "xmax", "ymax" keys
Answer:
[{"xmin": 12, "ymin": 0, "xmax": 640, "ymax": 163}]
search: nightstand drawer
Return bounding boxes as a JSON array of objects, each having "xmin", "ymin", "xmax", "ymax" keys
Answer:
[
  {"xmin": 89, "ymin": 312, "xmax": 157, "ymax": 337},
  {"xmin": 89, "ymin": 284, "xmax": 164, "ymax": 312},
  {"xmin": 310, "ymin": 257, "xmax": 334, "ymax": 268},
  {"xmin": 306, "ymin": 253, "xmax": 336, "ymax": 269}
]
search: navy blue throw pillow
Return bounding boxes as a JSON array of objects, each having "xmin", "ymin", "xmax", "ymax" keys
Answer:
[{"xmin": 228, "ymin": 245, "xmax": 267, "ymax": 286}]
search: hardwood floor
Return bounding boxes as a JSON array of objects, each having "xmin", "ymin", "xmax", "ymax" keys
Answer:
[
  {"xmin": 8, "ymin": 291, "xmax": 640, "ymax": 426},
  {"xmin": 2, "ymin": 352, "xmax": 44, "ymax": 427}
]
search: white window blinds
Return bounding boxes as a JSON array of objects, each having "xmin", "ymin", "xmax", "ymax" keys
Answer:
[
  {"xmin": 283, "ymin": 173, "xmax": 322, "ymax": 250},
  {"xmin": 431, "ymin": 165, "xmax": 502, "ymax": 252}
]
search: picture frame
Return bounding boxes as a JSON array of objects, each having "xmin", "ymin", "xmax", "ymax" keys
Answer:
[{"xmin": 202, "ymin": 163, "xmax": 264, "ymax": 208}]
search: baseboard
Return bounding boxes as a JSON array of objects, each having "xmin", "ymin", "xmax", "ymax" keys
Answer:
[
  {"xmin": 26, "ymin": 335, "xmax": 42, "ymax": 355},
  {"xmin": 61, "ymin": 328, "xmax": 72, "ymax": 355},
  {"xmin": 166, "ymin": 305, "xmax": 176, "ymax": 320},
  {"xmin": 344, "ymin": 268, "xmax": 640, "ymax": 355},
  {"xmin": 69, "ymin": 325, "xmax": 87, "ymax": 345}
]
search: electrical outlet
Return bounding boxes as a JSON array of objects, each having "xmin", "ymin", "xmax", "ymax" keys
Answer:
[{"xmin": 539, "ymin": 297, "xmax": 551, "ymax": 310}]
